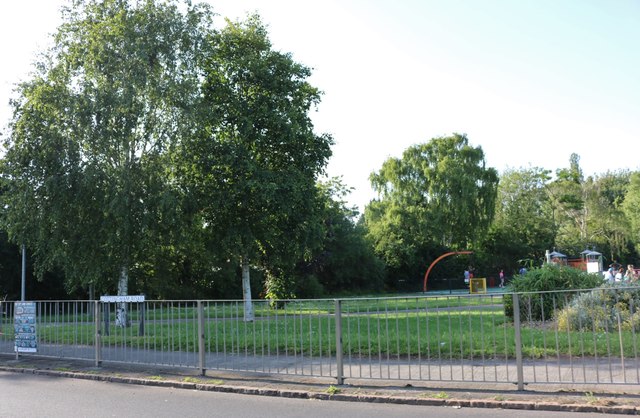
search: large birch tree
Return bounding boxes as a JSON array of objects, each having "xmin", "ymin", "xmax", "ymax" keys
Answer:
[{"xmin": 1, "ymin": 0, "xmax": 213, "ymax": 324}]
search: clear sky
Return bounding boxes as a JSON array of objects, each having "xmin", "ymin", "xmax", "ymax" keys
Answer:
[{"xmin": 1, "ymin": 0, "xmax": 639, "ymax": 212}]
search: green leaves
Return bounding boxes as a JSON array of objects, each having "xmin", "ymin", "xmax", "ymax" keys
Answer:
[
  {"xmin": 1, "ymin": 0, "xmax": 215, "ymax": 293},
  {"xmin": 365, "ymin": 134, "xmax": 498, "ymax": 289},
  {"xmin": 623, "ymin": 173, "xmax": 640, "ymax": 244},
  {"xmin": 486, "ymin": 166, "xmax": 555, "ymax": 272},
  {"xmin": 189, "ymin": 15, "xmax": 332, "ymax": 275}
]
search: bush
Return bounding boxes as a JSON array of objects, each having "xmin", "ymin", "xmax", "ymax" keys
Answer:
[
  {"xmin": 556, "ymin": 284, "xmax": 640, "ymax": 331},
  {"xmin": 295, "ymin": 275, "xmax": 325, "ymax": 299},
  {"xmin": 504, "ymin": 264, "xmax": 604, "ymax": 321}
]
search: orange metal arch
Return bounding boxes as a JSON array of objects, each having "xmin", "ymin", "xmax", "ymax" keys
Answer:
[{"xmin": 423, "ymin": 251, "xmax": 473, "ymax": 292}]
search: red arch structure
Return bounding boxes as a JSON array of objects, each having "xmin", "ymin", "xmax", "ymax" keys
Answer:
[{"xmin": 423, "ymin": 251, "xmax": 473, "ymax": 292}]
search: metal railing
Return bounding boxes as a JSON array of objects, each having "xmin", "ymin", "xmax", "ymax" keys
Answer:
[{"xmin": 1, "ymin": 286, "xmax": 639, "ymax": 388}]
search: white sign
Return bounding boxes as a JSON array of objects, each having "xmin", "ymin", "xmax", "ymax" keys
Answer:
[{"xmin": 100, "ymin": 295, "xmax": 145, "ymax": 303}]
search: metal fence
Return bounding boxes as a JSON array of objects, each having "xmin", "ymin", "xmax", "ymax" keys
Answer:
[{"xmin": 1, "ymin": 286, "xmax": 639, "ymax": 389}]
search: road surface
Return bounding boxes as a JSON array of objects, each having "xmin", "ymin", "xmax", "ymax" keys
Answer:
[{"xmin": 0, "ymin": 371, "xmax": 623, "ymax": 417}]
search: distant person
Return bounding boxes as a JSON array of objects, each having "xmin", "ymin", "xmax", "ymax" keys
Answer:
[
  {"xmin": 603, "ymin": 267, "xmax": 614, "ymax": 284},
  {"xmin": 615, "ymin": 267, "xmax": 624, "ymax": 282},
  {"xmin": 464, "ymin": 268, "xmax": 470, "ymax": 285},
  {"xmin": 499, "ymin": 269, "xmax": 505, "ymax": 288},
  {"xmin": 625, "ymin": 265, "xmax": 637, "ymax": 281}
]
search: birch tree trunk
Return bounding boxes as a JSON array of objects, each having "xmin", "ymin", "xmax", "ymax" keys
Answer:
[
  {"xmin": 241, "ymin": 258, "xmax": 254, "ymax": 322},
  {"xmin": 115, "ymin": 266, "xmax": 130, "ymax": 327}
]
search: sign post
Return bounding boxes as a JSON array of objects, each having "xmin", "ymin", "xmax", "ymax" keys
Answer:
[{"xmin": 14, "ymin": 301, "xmax": 37, "ymax": 354}]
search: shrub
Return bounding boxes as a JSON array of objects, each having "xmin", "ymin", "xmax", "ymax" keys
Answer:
[
  {"xmin": 504, "ymin": 264, "xmax": 604, "ymax": 321},
  {"xmin": 556, "ymin": 284, "xmax": 640, "ymax": 331}
]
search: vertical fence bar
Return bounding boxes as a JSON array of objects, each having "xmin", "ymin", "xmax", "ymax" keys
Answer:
[
  {"xmin": 94, "ymin": 301, "xmax": 102, "ymax": 367},
  {"xmin": 138, "ymin": 301, "xmax": 145, "ymax": 337},
  {"xmin": 335, "ymin": 299, "xmax": 344, "ymax": 385},
  {"xmin": 366, "ymin": 303, "xmax": 372, "ymax": 379},
  {"xmin": 320, "ymin": 300, "xmax": 326, "ymax": 376},
  {"xmin": 446, "ymin": 296, "xmax": 454, "ymax": 380},
  {"xmin": 630, "ymin": 298, "xmax": 639, "ymax": 383},
  {"xmin": 376, "ymin": 301, "xmax": 383, "ymax": 378},
  {"xmin": 291, "ymin": 303, "xmax": 297, "ymax": 375},
  {"xmin": 198, "ymin": 300, "xmax": 206, "ymax": 375},
  {"xmin": 234, "ymin": 301, "xmax": 240, "ymax": 371},
  {"xmin": 513, "ymin": 293, "xmax": 524, "ymax": 390},
  {"xmin": 261, "ymin": 302, "xmax": 266, "ymax": 373},
  {"xmin": 424, "ymin": 298, "xmax": 432, "ymax": 380},
  {"xmin": 617, "ymin": 311, "xmax": 625, "ymax": 382},
  {"xmin": 344, "ymin": 301, "xmax": 350, "ymax": 379},
  {"xmin": 416, "ymin": 298, "xmax": 422, "ymax": 380},
  {"xmin": 491, "ymin": 295, "xmax": 499, "ymax": 381},
  {"xmin": 435, "ymin": 298, "xmax": 443, "ymax": 379},
  {"xmin": 525, "ymin": 295, "xmax": 537, "ymax": 383},
  {"xmin": 394, "ymin": 302, "xmax": 401, "ymax": 379},
  {"xmin": 103, "ymin": 303, "xmax": 110, "ymax": 337},
  {"xmin": 384, "ymin": 301, "xmax": 390, "ymax": 379},
  {"xmin": 540, "ymin": 294, "xmax": 550, "ymax": 382},
  {"xmin": 298, "ymin": 304, "xmax": 304, "ymax": 375},
  {"xmin": 14, "ymin": 301, "xmax": 18, "ymax": 360},
  {"xmin": 253, "ymin": 302, "xmax": 258, "ymax": 373},
  {"xmin": 467, "ymin": 296, "xmax": 474, "ymax": 382}
]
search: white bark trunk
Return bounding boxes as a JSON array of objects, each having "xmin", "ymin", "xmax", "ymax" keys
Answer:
[
  {"xmin": 242, "ymin": 259, "xmax": 254, "ymax": 322},
  {"xmin": 116, "ymin": 265, "xmax": 130, "ymax": 327}
]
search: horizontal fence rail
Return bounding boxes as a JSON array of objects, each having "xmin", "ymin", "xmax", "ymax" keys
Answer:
[{"xmin": 1, "ymin": 286, "xmax": 639, "ymax": 388}]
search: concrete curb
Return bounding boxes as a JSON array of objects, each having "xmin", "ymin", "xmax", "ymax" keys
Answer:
[{"xmin": 1, "ymin": 365, "xmax": 638, "ymax": 415}]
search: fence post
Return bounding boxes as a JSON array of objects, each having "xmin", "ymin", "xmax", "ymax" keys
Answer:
[
  {"xmin": 94, "ymin": 301, "xmax": 102, "ymax": 367},
  {"xmin": 138, "ymin": 301, "xmax": 145, "ymax": 337},
  {"xmin": 103, "ymin": 303, "xmax": 110, "ymax": 336},
  {"xmin": 14, "ymin": 302, "xmax": 19, "ymax": 360},
  {"xmin": 512, "ymin": 293, "xmax": 524, "ymax": 390},
  {"xmin": 617, "ymin": 311, "xmax": 626, "ymax": 382},
  {"xmin": 334, "ymin": 299, "xmax": 344, "ymax": 385},
  {"xmin": 197, "ymin": 300, "xmax": 206, "ymax": 376}
]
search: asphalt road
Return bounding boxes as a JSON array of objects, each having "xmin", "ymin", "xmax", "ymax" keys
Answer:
[{"xmin": 0, "ymin": 371, "xmax": 624, "ymax": 418}]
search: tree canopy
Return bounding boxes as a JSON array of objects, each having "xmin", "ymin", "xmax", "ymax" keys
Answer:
[
  {"xmin": 179, "ymin": 15, "xmax": 332, "ymax": 316},
  {"xmin": 2, "ymin": 1, "xmax": 640, "ymax": 300},
  {"xmin": 365, "ymin": 134, "xmax": 498, "ymax": 289},
  {"xmin": 1, "ymin": 0, "xmax": 214, "ymax": 300},
  {"xmin": 480, "ymin": 166, "xmax": 555, "ymax": 274}
]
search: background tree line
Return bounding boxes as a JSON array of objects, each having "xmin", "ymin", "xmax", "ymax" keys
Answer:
[{"xmin": 1, "ymin": 0, "xmax": 638, "ymax": 301}]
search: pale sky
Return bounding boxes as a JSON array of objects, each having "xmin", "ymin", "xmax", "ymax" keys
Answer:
[{"xmin": 1, "ymin": 0, "xmax": 639, "ymax": 212}]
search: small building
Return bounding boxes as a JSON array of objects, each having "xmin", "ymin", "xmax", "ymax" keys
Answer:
[
  {"xmin": 546, "ymin": 250, "xmax": 567, "ymax": 265},
  {"xmin": 581, "ymin": 250, "xmax": 603, "ymax": 274},
  {"xmin": 546, "ymin": 248, "xmax": 604, "ymax": 274}
]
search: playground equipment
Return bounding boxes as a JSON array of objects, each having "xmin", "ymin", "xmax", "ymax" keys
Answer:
[
  {"xmin": 469, "ymin": 277, "xmax": 487, "ymax": 294},
  {"xmin": 423, "ymin": 251, "xmax": 472, "ymax": 292}
]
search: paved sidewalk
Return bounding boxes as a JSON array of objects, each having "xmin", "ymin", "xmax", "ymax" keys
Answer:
[{"xmin": 1, "ymin": 354, "xmax": 639, "ymax": 415}]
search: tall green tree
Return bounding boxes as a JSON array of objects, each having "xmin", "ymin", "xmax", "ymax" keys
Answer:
[
  {"xmin": 480, "ymin": 166, "xmax": 555, "ymax": 274},
  {"xmin": 588, "ymin": 171, "xmax": 632, "ymax": 263},
  {"xmin": 547, "ymin": 153, "xmax": 588, "ymax": 248},
  {"xmin": 547, "ymin": 154, "xmax": 632, "ymax": 262},
  {"xmin": 365, "ymin": 134, "xmax": 498, "ymax": 288},
  {"xmin": 294, "ymin": 177, "xmax": 384, "ymax": 296},
  {"xmin": 184, "ymin": 15, "xmax": 332, "ymax": 318},
  {"xmin": 623, "ymin": 172, "xmax": 640, "ymax": 258},
  {"xmin": 1, "ymin": 0, "xmax": 213, "ymax": 321}
]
